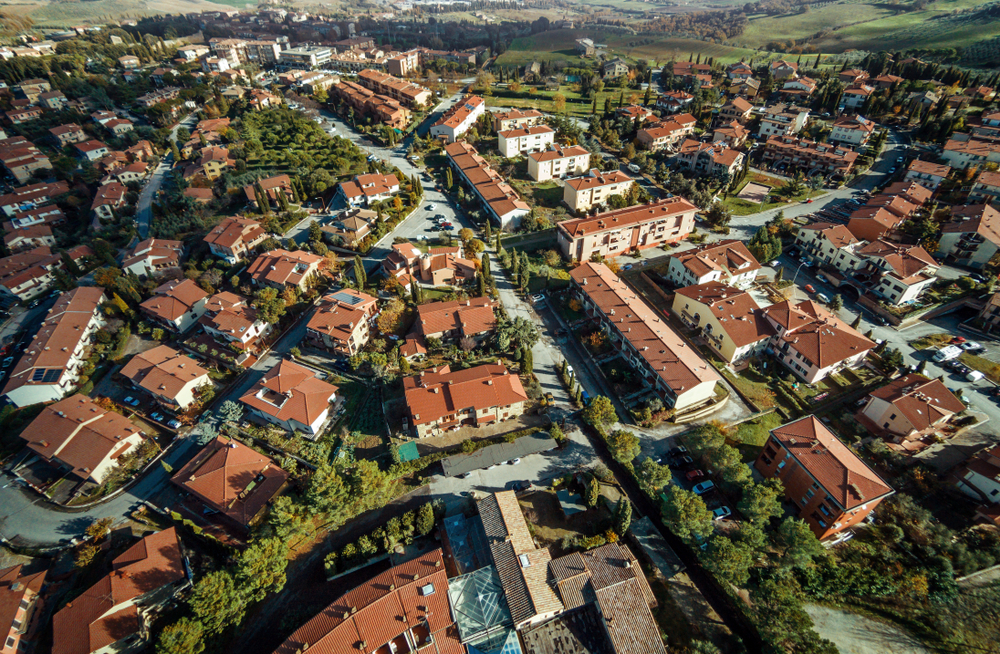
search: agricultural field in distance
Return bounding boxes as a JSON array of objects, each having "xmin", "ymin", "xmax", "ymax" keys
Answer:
[{"xmin": 8, "ymin": 0, "xmax": 246, "ymax": 26}]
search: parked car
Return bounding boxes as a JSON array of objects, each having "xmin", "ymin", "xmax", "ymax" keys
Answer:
[
  {"xmin": 933, "ymin": 345, "xmax": 963, "ymax": 363},
  {"xmin": 967, "ymin": 370, "xmax": 986, "ymax": 382},
  {"xmin": 954, "ymin": 365, "xmax": 971, "ymax": 376},
  {"xmin": 167, "ymin": 419, "xmax": 182, "ymax": 429},
  {"xmin": 769, "ymin": 260, "xmax": 780, "ymax": 267},
  {"xmin": 512, "ymin": 480, "xmax": 531, "ymax": 491},
  {"xmin": 1, "ymin": 357, "xmax": 12, "ymax": 368},
  {"xmin": 961, "ymin": 341, "xmax": 984, "ymax": 352},
  {"xmin": 426, "ymin": 203, "xmax": 436, "ymax": 210},
  {"xmin": 531, "ymin": 294, "xmax": 545, "ymax": 304},
  {"xmin": 951, "ymin": 336, "xmax": 967, "ymax": 344},
  {"xmin": 580, "ymin": 390, "xmax": 591, "ymax": 405},
  {"xmin": 150, "ymin": 412, "xmax": 164, "ymax": 422},
  {"xmin": 670, "ymin": 455, "xmax": 694, "ymax": 468},
  {"xmin": 686, "ymin": 469, "xmax": 705, "ymax": 482},
  {"xmin": 668, "ymin": 446, "xmax": 689, "ymax": 457},
  {"xmin": 712, "ymin": 506, "xmax": 732, "ymax": 521},
  {"xmin": 804, "ymin": 284, "xmax": 816, "ymax": 294},
  {"xmin": 817, "ymin": 293, "xmax": 831, "ymax": 304},
  {"xmin": 508, "ymin": 458, "xmax": 521, "ymax": 465},
  {"xmin": 123, "ymin": 396, "xmax": 140, "ymax": 407},
  {"xmin": 692, "ymin": 481, "xmax": 716, "ymax": 495}
]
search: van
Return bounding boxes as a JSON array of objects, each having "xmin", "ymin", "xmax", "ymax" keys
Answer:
[
  {"xmin": 933, "ymin": 345, "xmax": 963, "ymax": 363},
  {"xmin": 967, "ymin": 370, "xmax": 985, "ymax": 382},
  {"xmin": 627, "ymin": 163, "xmax": 641, "ymax": 173}
]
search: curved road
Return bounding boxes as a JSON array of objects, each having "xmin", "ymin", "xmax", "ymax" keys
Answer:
[{"xmin": 135, "ymin": 115, "xmax": 198, "ymax": 240}]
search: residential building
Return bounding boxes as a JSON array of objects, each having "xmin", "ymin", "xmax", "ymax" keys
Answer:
[
  {"xmin": 762, "ymin": 135, "xmax": 858, "ymax": 177},
  {"xmin": 477, "ymin": 491, "xmax": 564, "ymax": 630},
  {"xmin": 0, "ymin": 246, "xmax": 63, "ymax": 302},
  {"xmin": 673, "ymin": 139, "xmax": 745, "ymax": 177},
  {"xmin": 636, "ymin": 113, "xmax": 697, "ymax": 151},
  {"xmin": 382, "ymin": 241, "xmax": 477, "ymax": 288},
  {"xmin": 557, "ymin": 197, "xmax": 697, "ymax": 261},
  {"xmin": 728, "ymin": 77, "xmax": 761, "ymax": 98},
  {"xmin": 122, "ymin": 238, "xmax": 183, "ymax": 277},
  {"xmin": 937, "ymin": 204, "xmax": 1000, "ymax": 270},
  {"xmin": 386, "ymin": 49, "xmax": 420, "ymax": 77},
  {"xmin": 665, "ymin": 239, "xmax": 761, "ymax": 289},
  {"xmin": 602, "ymin": 57, "xmax": 629, "ymax": 79},
  {"xmin": 576, "ymin": 38, "xmax": 596, "ymax": 56},
  {"xmin": 118, "ymin": 54, "xmax": 140, "ymax": 69},
  {"xmin": 712, "ymin": 120, "xmax": 750, "ymax": 148},
  {"xmin": 429, "ymin": 95, "xmax": 485, "ymax": 143},
  {"xmin": 0, "ymin": 137, "xmax": 52, "ymax": 183},
  {"xmin": 271, "ymin": 549, "xmax": 461, "ymax": 654},
  {"xmin": 181, "ymin": 145, "xmax": 234, "ymax": 181},
  {"xmin": 444, "ymin": 140, "xmax": 529, "ymax": 230},
  {"xmin": 952, "ymin": 446, "xmax": 1000, "ymax": 511},
  {"xmin": 492, "ymin": 108, "xmax": 544, "ymax": 132},
  {"xmin": 846, "ymin": 207, "xmax": 905, "ymax": 243},
  {"xmin": 758, "ymin": 103, "xmax": 810, "ymax": 139},
  {"xmin": 858, "ymin": 239, "xmax": 938, "ymax": 305},
  {"xmin": 199, "ymin": 291, "xmax": 273, "ymax": 363},
  {"xmin": 781, "ymin": 76, "xmax": 817, "ymax": 98},
  {"xmin": 829, "ymin": 115, "xmax": 876, "ymax": 148},
  {"xmin": 329, "ymin": 79, "xmax": 410, "ymax": 129},
  {"xmin": 19, "ymin": 393, "xmax": 143, "ymax": 482},
  {"xmin": 497, "ymin": 125, "xmax": 555, "ymax": 158},
  {"xmin": 570, "ymin": 261, "xmax": 720, "ymax": 410},
  {"xmin": 139, "ymin": 279, "xmax": 209, "ymax": 334},
  {"xmin": 617, "ymin": 104, "xmax": 655, "ymax": 124},
  {"xmin": 769, "ymin": 59, "xmax": 798, "ymax": 81},
  {"xmin": 90, "ymin": 181, "xmax": 126, "ymax": 225},
  {"xmin": 321, "ymin": 208, "xmax": 376, "ymax": 247},
  {"xmin": 240, "ymin": 359, "xmax": 338, "ymax": 435},
  {"xmin": 14, "ymin": 79, "xmax": 49, "ymax": 103},
  {"xmin": 120, "ymin": 344, "xmax": 210, "ymax": 411},
  {"xmin": 4, "ymin": 223, "xmax": 54, "ymax": 252},
  {"xmin": 563, "ymin": 169, "xmax": 634, "ymax": 213},
  {"xmin": 335, "ymin": 172, "xmax": 400, "ymax": 207},
  {"xmin": 278, "ymin": 45, "xmax": 332, "ymax": 68},
  {"xmin": 415, "ymin": 297, "xmax": 496, "ymax": 342},
  {"xmin": 171, "ymin": 437, "xmax": 288, "ymax": 529},
  {"xmin": 404, "ymin": 363, "xmax": 528, "ymax": 438},
  {"xmin": 6, "ymin": 108, "xmax": 42, "ymax": 125},
  {"xmin": 526, "ymin": 145, "xmax": 591, "ymax": 182},
  {"xmin": 49, "ymin": 123, "xmax": 87, "ymax": 146},
  {"xmin": 356, "ymin": 69, "xmax": 432, "ymax": 107},
  {"xmin": 672, "ymin": 282, "xmax": 774, "ymax": 368},
  {"xmin": 726, "ymin": 62, "xmax": 753, "ymax": 81},
  {"xmin": 977, "ymin": 291, "xmax": 1000, "ymax": 333},
  {"xmin": 942, "ymin": 136, "xmax": 1000, "ymax": 169},
  {"xmin": 3, "ymin": 287, "xmax": 105, "ymax": 408},
  {"xmin": 0, "ymin": 181, "xmax": 69, "ymax": 217},
  {"xmin": 204, "ymin": 216, "xmax": 269, "ymax": 263},
  {"xmin": 970, "ymin": 170, "xmax": 1000, "ymax": 207},
  {"xmin": 243, "ymin": 174, "xmax": 294, "ymax": 209},
  {"xmin": 856, "ymin": 373, "xmax": 965, "ymax": 447},
  {"xmin": 52, "ymin": 528, "xmax": 189, "ymax": 654},
  {"xmin": 795, "ymin": 222, "xmax": 865, "ymax": 269},
  {"xmin": 305, "ymin": 289, "xmax": 378, "ymax": 356},
  {"xmin": 0, "ymin": 565, "xmax": 46, "ymax": 654},
  {"xmin": 756, "ymin": 416, "xmax": 893, "ymax": 540},
  {"xmin": 656, "ymin": 90, "xmax": 694, "ymax": 113},
  {"xmin": 717, "ymin": 96, "xmax": 754, "ymax": 124},
  {"xmin": 762, "ymin": 300, "xmax": 875, "ymax": 383},
  {"xmin": 5, "ymin": 204, "xmax": 65, "ymax": 231},
  {"xmin": 247, "ymin": 249, "xmax": 323, "ymax": 292}
]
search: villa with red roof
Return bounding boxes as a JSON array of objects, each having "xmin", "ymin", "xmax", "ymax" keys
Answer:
[
  {"xmin": 856, "ymin": 373, "xmax": 966, "ymax": 449},
  {"xmin": 671, "ymin": 282, "xmax": 774, "ymax": 369},
  {"xmin": 305, "ymin": 289, "xmax": 378, "ymax": 356},
  {"xmin": 247, "ymin": 249, "xmax": 323, "ymax": 292},
  {"xmin": 139, "ymin": 279, "xmax": 209, "ymax": 333},
  {"xmin": 120, "ymin": 344, "xmax": 211, "ymax": 411},
  {"xmin": 240, "ymin": 359, "xmax": 339, "ymax": 435},
  {"xmin": 204, "ymin": 216, "xmax": 269, "ymax": 263},
  {"xmin": 665, "ymin": 239, "xmax": 761, "ymax": 290},
  {"xmin": 0, "ymin": 564, "xmax": 47, "ymax": 654},
  {"xmin": 335, "ymin": 173, "xmax": 401, "ymax": 207},
  {"xmin": 404, "ymin": 363, "xmax": 528, "ymax": 438},
  {"xmin": 755, "ymin": 416, "xmax": 894, "ymax": 540}
]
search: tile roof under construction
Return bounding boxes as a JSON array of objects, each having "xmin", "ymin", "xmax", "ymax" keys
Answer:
[
  {"xmin": 770, "ymin": 416, "xmax": 894, "ymax": 510},
  {"xmin": 170, "ymin": 436, "xmax": 288, "ymax": 526},
  {"xmin": 570, "ymin": 262, "xmax": 720, "ymax": 397}
]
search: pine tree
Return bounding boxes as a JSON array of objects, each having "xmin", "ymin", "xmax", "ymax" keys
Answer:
[
  {"xmin": 614, "ymin": 499, "xmax": 632, "ymax": 536},
  {"xmin": 353, "ymin": 255, "xmax": 366, "ymax": 288}
]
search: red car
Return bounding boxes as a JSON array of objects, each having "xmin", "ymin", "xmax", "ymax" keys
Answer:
[
  {"xmin": 951, "ymin": 336, "xmax": 967, "ymax": 344},
  {"xmin": 804, "ymin": 284, "xmax": 816, "ymax": 294},
  {"xmin": 686, "ymin": 469, "xmax": 705, "ymax": 482}
]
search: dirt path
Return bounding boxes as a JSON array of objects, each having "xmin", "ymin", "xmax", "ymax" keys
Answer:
[{"xmin": 805, "ymin": 605, "xmax": 931, "ymax": 654}]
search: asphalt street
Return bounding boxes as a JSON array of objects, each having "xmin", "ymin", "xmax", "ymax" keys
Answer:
[{"xmin": 136, "ymin": 114, "xmax": 198, "ymax": 240}]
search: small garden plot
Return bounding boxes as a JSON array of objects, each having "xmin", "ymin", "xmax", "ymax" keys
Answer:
[
  {"xmin": 578, "ymin": 326, "xmax": 613, "ymax": 357},
  {"xmin": 600, "ymin": 357, "xmax": 647, "ymax": 396},
  {"xmin": 518, "ymin": 489, "xmax": 612, "ymax": 557},
  {"xmin": 910, "ymin": 333, "xmax": 954, "ymax": 350}
]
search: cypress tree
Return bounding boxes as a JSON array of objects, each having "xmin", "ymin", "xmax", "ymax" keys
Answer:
[
  {"xmin": 477, "ymin": 273, "xmax": 487, "ymax": 297},
  {"xmin": 850, "ymin": 314, "xmax": 862, "ymax": 329},
  {"xmin": 481, "ymin": 253, "xmax": 491, "ymax": 281},
  {"xmin": 521, "ymin": 347, "xmax": 533, "ymax": 375},
  {"xmin": 604, "ymin": 97, "xmax": 611, "ymax": 115},
  {"xmin": 353, "ymin": 255, "xmax": 366, "ymax": 288},
  {"xmin": 614, "ymin": 499, "xmax": 632, "ymax": 536},
  {"xmin": 591, "ymin": 97, "xmax": 597, "ymax": 115},
  {"xmin": 484, "ymin": 220, "xmax": 492, "ymax": 243},
  {"xmin": 445, "ymin": 167, "xmax": 453, "ymax": 189}
]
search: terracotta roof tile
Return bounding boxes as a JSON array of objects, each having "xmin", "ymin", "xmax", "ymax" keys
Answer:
[{"xmin": 404, "ymin": 364, "xmax": 527, "ymax": 426}]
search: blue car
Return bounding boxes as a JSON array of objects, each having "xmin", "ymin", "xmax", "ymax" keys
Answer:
[{"xmin": 580, "ymin": 390, "xmax": 591, "ymax": 405}]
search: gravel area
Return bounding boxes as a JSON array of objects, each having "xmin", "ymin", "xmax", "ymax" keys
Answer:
[{"xmin": 806, "ymin": 605, "xmax": 930, "ymax": 654}]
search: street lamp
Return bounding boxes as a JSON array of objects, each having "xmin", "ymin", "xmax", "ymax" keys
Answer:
[{"xmin": 790, "ymin": 260, "xmax": 809, "ymax": 287}]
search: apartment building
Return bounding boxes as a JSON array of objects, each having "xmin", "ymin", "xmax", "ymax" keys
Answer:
[
  {"xmin": 859, "ymin": 239, "xmax": 938, "ymax": 305},
  {"xmin": 492, "ymin": 108, "xmax": 544, "ymax": 132},
  {"xmin": 121, "ymin": 344, "xmax": 211, "ymax": 411},
  {"xmin": 305, "ymin": 289, "xmax": 378, "ymax": 356},
  {"xmin": 570, "ymin": 261, "xmax": 720, "ymax": 410},
  {"xmin": 497, "ymin": 125, "xmax": 555, "ymax": 158},
  {"xmin": 762, "ymin": 299, "xmax": 875, "ymax": 383},
  {"xmin": 717, "ymin": 96, "xmax": 754, "ymax": 124},
  {"xmin": 953, "ymin": 445, "xmax": 1000, "ymax": 509},
  {"xmin": 4, "ymin": 223, "xmax": 55, "ymax": 252},
  {"xmin": 856, "ymin": 373, "xmax": 965, "ymax": 446},
  {"xmin": 970, "ymin": 170, "xmax": 1000, "ymax": 207},
  {"xmin": 758, "ymin": 103, "xmax": 810, "ymax": 139},
  {"xmin": 2, "ymin": 287, "xmax": 106, "ymax": 408},
  {"xmin": 6, "ymin": 108, "xmax": 42, "ymax": 125},
  {"xmin": 977, "ymin": 291, "xmax": 1000, "ymax": 333},
  {"xmin": 712, "ymin": 121, "xmax": 750, "ymax": 148},
  {"xmin": 90, "ymin": 182, "xmax": 127, "ymax": 225},
  {"xmin": 139, "ymin": 279, "xmax": 209, "ymax": 334},
  {"xmin": 665, "ymin": 239, "xmax": 761, "ymax": 289},
  {"xmin": 0, "ymin": 565, "xmax": 46, "ymax": 654},
  {"xmin": 248, "ymin": 249, "xmax": 323, "ymax": 292},
  {"xmin": 563, "ymin": 169, "xmax": 634, "ymax": 213},
  {"xmin": 241, "ymin": 359, "xmax": 338, "ymax": 436},
  {"xmin": 171, "ymin": 437, "xmax": 288, "ymax": 529},
  {"xmin": 444, "ymin": 140, "xmax": 529, "ymax": 230},
  {"xmin": 527, "ymin": 145, "xmax": 591, "ymax": 182},
  {"xmin": 0, "ymin": 181, "xmax": 69, "ymax": 217},
  {"xmin": 0, "ymin": 137, "xmax": 52, "ymax": 183},
  {"xmin": 762, "ymin": 135, "xmax": 858, "ymax": 177},
  {"xmin": 198, "ymin": 291, "xmax": 272, "ymax": 364},
  {"xmin": 656, "ymin": 90, "xmax": 694, "ymax": 113},
  {"xmin": 795, "ymin": 222, "xmax": 865, "ymax": 269},
  {"xmin": 829, "ymin": 115, "xmax": 876, "ymax": 148},
  {"xmin": 636, "ymin": 113, "xmax": 697, "ymax": 151},
  {"xmin": 429, "ymin": 95, "xmax": 485, "ymax": 143},
  {"xmin": 53, "ymin": 528, "xmax": 189, "ymax": 654},
  {"xmin": 557, "ymin": 197, "xmax": 697, "ymax": 261},
  {"xmin": 755, "ymin": 416, "xmax": 893, "ymax": 540},
  {"xmin": 49, "ymin": 123, "xmax": 87, "ymax": 147},
  {"xmin": 672, "ymin": 282, "xmax": 773, "ymax": 368},
  {"xmin": 937, "ymin": 204, "xmax": 1000, "ymax": 270},
  {"xmin": 336, "ymin": 172, "xmax": 401, "ymax": 207},
  {"xmin": 122, "ymin": 238, "xmax": 183, "ymax": 277},
  {"xmin": 0, "ymin": 246, "xmax": 63, "ymax": 302},
  {"xmin": 942, "ymin": 136, "xmax": 1000, "ymax": 169},
  {"xmin": 386, "ymin": 49, "xmax": 420, "ymax": 77},
  {"xmin": 330, "ymin": 79, "xmax": 410, "ymax": 129},
  {"xmin": 278, "ymin": 45, "xmax": 332, "ymax": 68},
  {"xmin": 356, "ymin": 69, "xmax": 432, "ymax": 107},
  {"xmin": 672, "ymin": 139, "xmax": 744, "ymax": 177},
  {"xmin": 204, "ymin": 216, "xmax": 269, "ymax": 263},
  {"xmin": 404, "ymin": 363, "xmax": 528, "ymax": 438}
]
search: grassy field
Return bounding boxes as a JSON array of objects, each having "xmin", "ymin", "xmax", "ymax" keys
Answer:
[{"xmin": 21, "ymin": 0, "xmax": 240, "ymax": 25}]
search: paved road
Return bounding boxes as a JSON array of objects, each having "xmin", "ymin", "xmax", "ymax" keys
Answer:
[{"xmin": 135, "ymin": 114, "xmax": 198, "ymax": 240}]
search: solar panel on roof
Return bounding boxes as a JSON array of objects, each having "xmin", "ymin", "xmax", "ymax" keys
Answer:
[
  {"xmin": 31, "ymin": 369, "xmax": 45, "ymax": 381},
  {"xmin": 42, "ymin": 369, "xmax": 60, "ymax": 382},
  {"xmin": 330, "ymin": 290, "xmax": 364, "ymax": 305}
]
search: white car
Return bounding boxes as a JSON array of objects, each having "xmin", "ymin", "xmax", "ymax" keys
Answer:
[
  {"xmin": 167, "ymin": 419, "xmax": 182, "ymax": 429},
  {"xmin": 692, "ymin": 481, "xmax": 716, "ymax": 495},
  {"xmin": 817, "ymin": 293, "xmax": 831, "ymax": 304},
  {"xmin": 508, "ymin": 458, "xmax": 521, "ymax": 465},
  {"xmin": 769, "ymin": 260, "xmax": 780, "ymax": 267},
  {"xmin": 967, "ymin": 370, "xmax": 985, "ymax": 382},
  {"xmin": 933, "ymin": 345, "xmax": 963, "ymax": 363},
  {"xmin": 960, "ymin": 341, "xmax": 984, "ymax": 352},
  {"xmin": 531, "ymin": 294, "xmax": 545, "ymax": 304},
  {"xmin": 426, "ymin": 203, "xmax": 436, "ymax": 210}
]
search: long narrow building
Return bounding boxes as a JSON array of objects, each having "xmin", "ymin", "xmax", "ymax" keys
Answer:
[{"xmin": 556, "ymin": 197, "xmax": 698, "ymax": 261}]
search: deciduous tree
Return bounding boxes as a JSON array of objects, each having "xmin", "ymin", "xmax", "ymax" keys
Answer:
[
  {"xmin": 661, "ymin": 487, "xmax": 714, "ymax": 543},
  {"xmin": 189, "ymin": 571, "xmax": 246, "ymax": 635},
  {"xmin": 582, "ymin": 395, "xmax": 618, "ymax": 427},
  {"xmin": 156, "ymin": 618, "xmax": 205, "ymax": 654}
]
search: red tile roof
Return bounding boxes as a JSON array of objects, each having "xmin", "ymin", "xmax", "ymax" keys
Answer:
[
  {"xmin": 404, "ymin": 363, "xmax": 527, "ymax": 426},
  {"xmin": 415, "ymin": 297, "xmax": 496, "ymax": 338},
  {"xmin": 674, "ymin": 282, "xmax": 774, "ymax": 347},
  {"xmin": 170, "ymin": 437, "xmax": 288, "ymax": 526},
  {"xmin": 306, "ymin": 289, "xmax": 378, "ymax": 341},
  {"xmin": 239, "ymin": 359, "xmax": 338, "ymax": 427},
  {"xmin": 247, "ymin": 249, "xmax": 323, "ymax": 287},
  {"xmin": 140, "ymin": 279, "xmax": 207, "ymax": 322},
  {"xmin": 762, "ymin": 300, "xmax": 875, "ymax": 369},
  {"xmin": 0, "ymin": 565, "xmax": 46, "ymax": 647},
  {"xmin": 869, "ymin": 373, "xmax": 965, "ymax": 430},
  {"xmin": 770, "ymin": 416, "xmax": 893, "ymax": 510},
  {"xmin": 120, "ymin": 344, "xmax": 209, "ymax": 401},
  {"xmin": 558, "ymin": 197, "xmax": 698, "ymax": 238},
  {"xmin": 669, "ymin": 239, "xmax": 761, "ymax": 279},
  {"xmin": 204, "ymin": 216, "xmax": 267, "ymax": 250}
]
